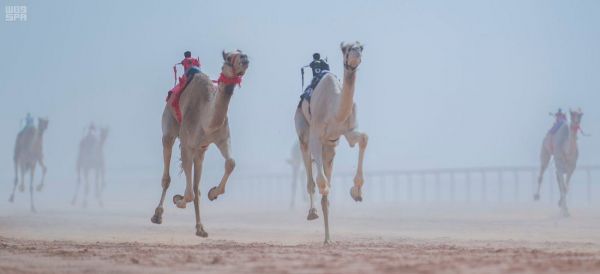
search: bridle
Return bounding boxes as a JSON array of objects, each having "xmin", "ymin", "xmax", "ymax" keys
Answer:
[{"xmin": 214, "ymin": 53, "xmax": 244, "ymax": 86}]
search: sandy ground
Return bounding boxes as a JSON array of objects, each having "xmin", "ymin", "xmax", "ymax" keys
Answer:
[{"xmin": 1, "ymin": 199, "xmax": 600, "ymax": 273}]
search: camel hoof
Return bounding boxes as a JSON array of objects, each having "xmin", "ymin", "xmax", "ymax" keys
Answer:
[
  {"xmin": 151, "ymin": 215, "xmax": 162, "ymax": 224},
  {"xmin": 323, "ymin": 238, "xmax": 332, "ymax": 245},
  {"xmin": 350, "ymin": 186, "xmax": 362, "ymax": 202},
  {"xmin": 151, "ymin": 207, "xmax": 163, "ymax": 224},
  {"xmin": 533, "ymin": 194, "xmax": 540, "ymax": 201},
  {"xmin": 208, "ymin": 187, "xmax": 220, "ymax": 201},
  {"xmin": 173, "ymin": 195, "xmax": 186, "ymax": 209},
  {"xmin": 307, "ymin": 208, "xmax": 319, "ymax": 221},
  {"xmin": 8, "ymin": 195, "xmax": 14, "ymax": 203},
  {"xmin": 36, "ymin": 184, "xmax": 44, "ymax": 192},
  {"xmin": 196, "ymin": 224, "xmax": 208, "ymax": 238}
]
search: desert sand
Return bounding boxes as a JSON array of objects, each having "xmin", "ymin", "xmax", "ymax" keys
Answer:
[{"xmin": 1, "ymin": 196, "xmax": 600, "ymax": 274}]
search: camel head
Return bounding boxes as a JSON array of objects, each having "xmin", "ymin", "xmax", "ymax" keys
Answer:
[
  {"xmin": 221, "ymin": 50, "xmax": 249, "ymax": 78},
  {"xmin": 37, "ymin": 118, "xmax": 49, "ymax": 133},
  {"xmin": 569, "ymin": 108, "xmax": 584, "ymax": 127},
  {"xmin": 341, "ymin": 41, "xmax": 363, "ymax": 71}
]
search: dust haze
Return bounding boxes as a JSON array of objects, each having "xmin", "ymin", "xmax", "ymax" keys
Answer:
[{"xmin": 1, "ymin": 1, "xmax": 600, "ymax": 273}]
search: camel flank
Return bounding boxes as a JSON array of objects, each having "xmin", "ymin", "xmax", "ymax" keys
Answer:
[
  {"xmin": 151, "ymin": 49, "xmax": 249, "ymax": 237},
  {"xmin": 295, "ymin": 41, "xmax": 368, "ymax": 244},
  {"xmin": 73, "ymin": 126, "xmax": 109, "ymax": 208},
  {"xmin": 534, "ymin": 109, "xmax": 584, "ymax": 217},
  {"xmin": 10, "ymin": 118, "xmax": 49, "ymax": 212}
]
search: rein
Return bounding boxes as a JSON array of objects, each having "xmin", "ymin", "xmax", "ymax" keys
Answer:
[{"xmin": 571, "ymin": 124, "xmax": 591, "ymax": 137}]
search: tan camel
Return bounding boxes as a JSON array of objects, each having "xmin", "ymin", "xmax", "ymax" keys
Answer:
[
  {"xmin": 151, "ymin": 50, "xmax": 249, "ymax": 237},
  {"xmin": 294, "ymin": 42, "xmax": 368, "ymax": 244},
  {"xmin": 9, "ymin": 118, "xmax": 49, "ymax": 212},
  {"xmin": 534, "ymin": 109, "xmax": 584, "ymax": 217},
  {"xmin": 72, "ymin": 125, "xmax": 109, "ymax": 207}
]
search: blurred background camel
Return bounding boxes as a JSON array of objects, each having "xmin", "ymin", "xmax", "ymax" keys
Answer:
[
  {"xmin": 287, "ymin": 141, "xmax": 307, "ymax": 209},
  {"xmin": 535, "ymin": 109, "xmax": 584, "ymax": 217},
  {"xmin": 9, "ymin": 117, "xmax": 49, "ymax": 212},
  {"xmin": 72, "ymin": 124, "xmax": 109, "ymax": 208}
]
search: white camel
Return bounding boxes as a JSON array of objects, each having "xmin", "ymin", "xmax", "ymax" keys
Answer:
[
  {"xmin": 534, "ymin": 109, "xmax": 584, "ymax": 217},
  {"xmin": 151, "ymin": 50, "xmax": 249, "ymax": 237},
  {"xmin": 72, "ymin": 125, "xmax": 108, "ymax": 207},
  {"xmin": 9, "ymin": 118, "xmax": 49, "ymax": 212},
  {"xmin": 294, "ymin": 42, "xmax": 368, "ymax": 244}
]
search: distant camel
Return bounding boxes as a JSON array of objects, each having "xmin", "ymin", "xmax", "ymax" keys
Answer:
[
  {"xmin": 287, "ymin": 141, "xmax": 307, "ymax": 209},
  {"xmin": 9, "ymin": 118, "xmax": 49, "ymax": 212},
  {"xmin": 534, "ymin": 109, "xmax": 584, "ymax": 217},
  {"xmin": 72, "ymin": 125, "xmax": 109, "ymax": 207}
]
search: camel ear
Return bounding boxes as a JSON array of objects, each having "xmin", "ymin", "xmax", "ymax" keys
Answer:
[
  {"xmin": 222, "ymin": 50, "xmax": 227, "ymax": 61},
  {"xmin": 340, "ymin": 42, "xmax": 347, "ymax": 54}
]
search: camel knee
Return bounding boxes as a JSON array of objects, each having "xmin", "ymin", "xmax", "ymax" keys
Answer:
[
  {"xmin": 225, "ymin": 158, "xmax": 235, "ymax": 173},
  {"xmin": 162, "ymin": 175, "xmax": 171, "ymax": 189},
  {"xmin": 162, "ymin": 136, "xmax": 175, "ymax": 147},
  {"xmin": 359, "ymin": 134, "xmax": 369, "ymax": 149},
  {"xmin": 316, "ymin": 175, "xmax": 329, "ymax": 195}
]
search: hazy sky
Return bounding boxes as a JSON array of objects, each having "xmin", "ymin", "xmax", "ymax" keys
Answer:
[{"xmin": 1, "ymin": 0, "xmax": 598, "ymax": 182}]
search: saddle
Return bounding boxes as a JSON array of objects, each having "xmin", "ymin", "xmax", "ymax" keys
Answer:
[{"xmin": 298, "ymin": 71, "xmax": 330, "ymax": 108}]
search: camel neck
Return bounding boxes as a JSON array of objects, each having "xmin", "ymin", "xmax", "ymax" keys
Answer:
[
  {"xmin": 335, "ymin": 69, "xmax": 357, "ymax": 122},
  {"xmin": 566, "ymin": 122, "xmax": 579, "ymax": 152},
  {"xmin": 208, "ymin": 83, "xmax": 235, "ymax": 130}
]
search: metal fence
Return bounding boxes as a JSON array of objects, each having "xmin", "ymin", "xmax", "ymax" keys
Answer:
[{"xmin": 227, "ymin": 165, "xmax": 600, "ymax": 207}]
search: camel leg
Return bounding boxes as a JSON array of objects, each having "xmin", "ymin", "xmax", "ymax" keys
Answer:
[
  {"xmin": 310, "ymin": 135, "xmax": 331, "ymax": 245},
  {"xmin": 295, "ymin": 109, "xmax": 318, "ymax": 220},
  {"xmin": 36, "ymin": 158, "xmax": 47, "ymax": 191},
  {"xmin": 345, "ymin": 130, "xmax": 368, "ymax": 202},
  {"xmin": 323, "ymin": 145, "xmax": 335, "ymax": 186},
  {"xmin": 319, "ymin": 146, "xmax": 336, "ymax": 245},
  {"xmin": 174, "ymin": 146, "xmax": 194, "ymax": 208},
  {"xmin": 83, "ymin": 169, "xmax": 90, "ymax": 208},
  {"xmin": 72, "ymin": 168, "xmax": 81, "ymax": 205},
  {"xmin": 321, "ymin": 194, "xmax": 331, "ymax": 244},
  {"xmin": 534, "ymin": 147, "xmax": 551, "ymax": 201},
  {"xmin": 19, "ymin": 165, "xmax": 26, "ymax": 193},
  {"xmin": 29, "ymin": 165, "xmax": 36, "ymax": 213},
  {"xmin": 194, "ymin": 148, "xmax": 208, "ymax": 237},
  {"xmin": 152, "ymin": 136, "xmax": 175, "ymax": 224},
  {"xmin": 556, "ymin": 172, "xmax": 569, "ymax": 217},
  {"xmin": 309, "ymin": 133, "xmax": 329, "ymax": 196},
  {"xmin": 95, "ymin": 169, "xmax": 103, "ymax": 207},
  {"xmin": 100, "ymin": 166, "xmax": 106, "ymax": 191},
  {"xmin": 9, "ymin": 161, "xmax": 18, "ymax": 203},
  {"xmin": 300, "ymin": 140, "xmax": 318, "ymax": 220},
  {"xmin": 19, "ymin": 165, "xmax": 25, "ymax": 193},
  {"xmin": 208, "ymin": 138, "xmax": 235, "ymax": 201}
]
